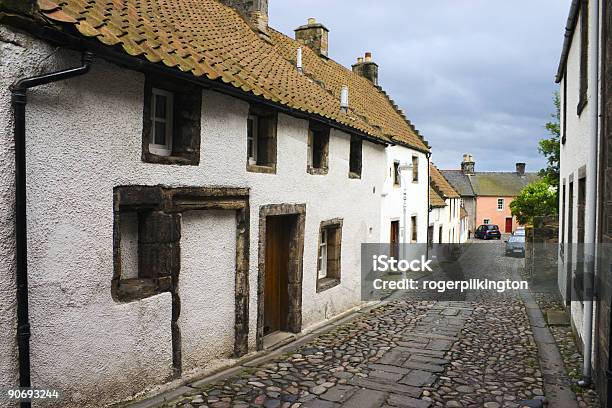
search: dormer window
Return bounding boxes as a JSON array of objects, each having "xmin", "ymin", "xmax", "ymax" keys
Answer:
[
  {"xmin": 149, "ymin": 88, "xmax": 174, "ymax": 157},
  {"xmin": 142, "ymin": 76, "xmax": 201, "ymax": 165}
]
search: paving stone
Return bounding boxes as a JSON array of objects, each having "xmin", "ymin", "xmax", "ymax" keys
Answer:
[
  {"xmin": 398, "ymin": 370, "xmax": 437, "ymax": 387},
  {"xmin": 402, "ymin": 361, "xmax": 444, "ymax": 373},
  {"xmin": 407, "ymin": 355, "xmax": 449, "ymax": 365},
  {"xmin": 395, "ymin": 347, "xmax": 446, "ymax": 358},
  {"xmin": 545, "ymin": 310, "xmax": 570, "ymax": 326},
  {"xmin": 350, "ymin": 378, "xmax": 421, "ymax": 397},
  {"xmin": 319, "ymin": 385, "xmax": 355, "ymax": 403},
  {"xmin": 367, "ymin": 364, "xmax": 412, "ymax": 375},
  {"xmin": 369, "ymin": 370, "xmax": 403, "ymax": 382},
  {"xmin": 426, "ymin": 340, "xmax": 453, "ymax": 351},
  {"xmin": 343, "ymin": 389, "xmax": 388, "ymax": 408},
  {"xmin": 301, "ymin": 399, "xmax": 339, "ymax": 408},
  {"xmin": 386, "ymin": 393, "xmax": 432, "ymax": 408}
]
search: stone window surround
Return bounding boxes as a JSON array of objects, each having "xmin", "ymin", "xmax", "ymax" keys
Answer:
[
  {"xmin": 246, "ymin": 104, "xmax": 278, "ymax": 174},
  {"xmin": 142, "ymin": 76, "xmax": 202, "ymax": 166},
  {"xmin": 112, "ymin": 185, "xmax": 251, "ymax": 376},
  {"xmin": 257, "ymin": 204, "xmax": 306, "ymax": 350},
  {"xmin": 316, "ymin": 218, "xmax": 343, "ymax": 293},
  {"xmin": 307, "ymin": 121, "xmax": 330, "ymax": 175}
]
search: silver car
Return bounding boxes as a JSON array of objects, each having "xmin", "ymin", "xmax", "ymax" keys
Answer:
[{"xmin": 505, "ymin": 235, "xmax": 525, "ymax": 257}]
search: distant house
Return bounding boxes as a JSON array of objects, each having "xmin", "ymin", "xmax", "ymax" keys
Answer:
[
  {"xmin": 442, "ymin": 155, "xmax": 538, "ymax": 234},
  {"xmin": 429, "ymin": 163, "xmax": 463, "ymax": 243}
]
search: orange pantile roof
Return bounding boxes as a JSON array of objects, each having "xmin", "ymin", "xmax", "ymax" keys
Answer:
[
  {"xmin": 429, "ymin": 186, "xmax": 446, "ymax": 208},
  {"xmin": 33, "ymin": 0, "xmax": 429, "ymax": 152},
  {"xmin": 430, "ymin": 163, "xmax": 460, "ymax": 199}
]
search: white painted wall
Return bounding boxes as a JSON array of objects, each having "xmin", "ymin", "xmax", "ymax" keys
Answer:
[
  {"xmin": 557, "ymin": 1, "xmax": 601, "ymax": 348},
  {"xmin": 0, "ymin": 27, "xmax": 388, "ymax": 407},
  {"xmin": 427, "ymin": 198, "xmax": 461, "ymax": 244},
  {"xmin": 380, "ymin": 146, "xmax": 428, "ymax": 245}
]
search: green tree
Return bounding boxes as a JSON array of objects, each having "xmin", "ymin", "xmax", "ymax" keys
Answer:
[
  {"xmin": 538, "ymin": 92, "xmax": 560, "ymax": 189},
  {"xmin": 510, "ymin": 179, "xmax": 558, "ymax": 225}
]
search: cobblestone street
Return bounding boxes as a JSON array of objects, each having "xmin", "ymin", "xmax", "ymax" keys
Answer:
[{"xmin": 155, "ymin": 241, "xmax": 572, "ymax": 408}]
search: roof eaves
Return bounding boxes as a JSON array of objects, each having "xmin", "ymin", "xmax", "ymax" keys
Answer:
[{"xmin": 556, "ymin": 0, "xmax": 581, "ymax": 83}]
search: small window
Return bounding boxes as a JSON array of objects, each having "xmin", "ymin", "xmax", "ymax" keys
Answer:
[
  {"xmin": 411, "ymin": 216, "xmax": 417, "ymax": 243},
  {"xmin": 349, "ymin": 135, "xmax": 362, "ymax": 178},
  {"xmin": 412, "ymin": 156, "xmax": 419, "ymax": 182},
  {"xmin": 393, "ymin": 161, "xmax": 401, "ymax": 186},
  {"xmin": 497, "ymin": 198, "xmax": 504, "ymax": 211},
  {"xmin": 578, "ymin": 0, "xmax": 588, "ymax": 115},
  {"xmin": 142, "ymin": 77, "xmax": 202, "ymax": 165},
  {"xmin": 150, "ymin": 89, "xmax": 174, "ymax": 156},
  {"xmin": 307, "ymin": 122, "xmax": 330, "ymax": 175},
  {"xmin": 317, "ymin": 219, "xmax": 343, "ymax": 291},
  {"xmin": 247, "ymin": 105, "xmax": 278, "ymax": 173},
  {"xmin": 484, "ymin": 219, "xmax": 490, "ymax": 225}
]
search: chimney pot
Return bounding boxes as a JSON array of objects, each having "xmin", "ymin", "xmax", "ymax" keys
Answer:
[
  {"xmin": 352, "ymin": 52, "xmax": 378, "ymax": 85},
  {"xmin": 294, "ymin": 18, "xmax": 329, "ymax": 57},
  {"xmin": 516, "ymin": 162, "xmax": 526, "ymax": 176}
]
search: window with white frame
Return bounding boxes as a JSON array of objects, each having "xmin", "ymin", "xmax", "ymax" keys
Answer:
[
  {"xmin": 142, "ymin": 77, "xmax": 202, "ymax": 165},
  {"xmin": 149, "ymin": 88, "xmax": 174, "ymax": 157},
  {"xmin": 316, "ymin": 219, "xmax": 343, "ymax": 291},
  {"xmin": 318, "ymin": 229, "xmax": 328, "ymax": 279},
  {"xmin": 246, "ymin": 104, "xmax": 277, "ymax": 172},
  {"xmin": 484, "ymin": 218, "xmax": 490, "ymax": 224},
  {"xmin": 247, "ymin": 115, "xmax": 258, "ymax": 164},
  {"xmin": 497, "ymin": 198, "xmax": 504, "ymax": 211}
]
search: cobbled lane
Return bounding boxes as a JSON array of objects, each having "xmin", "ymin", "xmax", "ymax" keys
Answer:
[{"xmin": 161, "ymin": 240, "xmax": 548, "ymax": 408}]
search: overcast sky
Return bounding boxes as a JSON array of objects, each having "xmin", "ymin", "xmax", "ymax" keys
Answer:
[{"xmin": 269, "ymin": 1, "xmax": 570, "ymax": 172}]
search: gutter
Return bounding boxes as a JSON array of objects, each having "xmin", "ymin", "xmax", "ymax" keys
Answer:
[
  {"xmin": 556, "ymin": 0, "xmax": 581, "ymax": 83},
  {"xmin": 10, "ymin": 51, "xmax": 94, "ymax": 408}
]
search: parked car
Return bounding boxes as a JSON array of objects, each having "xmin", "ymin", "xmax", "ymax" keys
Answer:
[
  {"xmin": 505, "ymin": 235, "xmax": 525, "ymax": 257},
  {"xmin": 474, "ymin": 224, "xmax": 501, "ymax": 240},
  {"xmin": 513, "ymin": 227, "xmax": 525, "ymax": 236}
]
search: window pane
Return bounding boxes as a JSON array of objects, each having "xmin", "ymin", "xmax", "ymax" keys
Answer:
[
  {"xmin": 154, "ymin": 121, "xmax": 166, "ymax": 145},
  {"xmin": 155, "ymin": 94, "xmax": 167, "ymax": 118}
]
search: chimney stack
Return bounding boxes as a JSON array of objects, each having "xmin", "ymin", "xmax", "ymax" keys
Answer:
[
  {"xmin": 352, "ymin": 52, "xmax": 379, "ymax": 86},
  {"xmin": 220, "ymin": 0, "xmax": 269, "ymax": 38},
  {"xmin": 294, "ymin": 18, "xmax": 329, "ymax": 57},
  {"xmin": 516, "ymin": 162, "xmax": 526, "ymax": 176},
  {"xmin": 461, "ymin": 153, "xmax": 475, "ymax": 175}
]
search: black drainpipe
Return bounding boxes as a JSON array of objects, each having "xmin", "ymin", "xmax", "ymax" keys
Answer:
[{"xmin": 10, "ymin": 51, "xmax": 94, "ymax": 408}]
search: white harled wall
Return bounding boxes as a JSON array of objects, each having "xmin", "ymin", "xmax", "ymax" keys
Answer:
[
  {"xmin": 0, "ymin": 27, "xmax": 387, "ymax": 407},
  {"xmin": 557, "ymin": 1, "xmax": 601, "ymax": 347},
  {"xmin": 380, "ymin": 145, "xmax": 429, "ymax": 245}
]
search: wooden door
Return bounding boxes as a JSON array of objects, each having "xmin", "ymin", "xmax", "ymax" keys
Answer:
[
  {"xmin": 264, "ymin": 216, "xmax": 290, "ymax": 335},
  {"xmin": 505, "ymin": 217, "xmax": 513, "ymax": 233},
  {"xmin": 390, "ymin": 221, "xmax": 399, "ymax": 258}
]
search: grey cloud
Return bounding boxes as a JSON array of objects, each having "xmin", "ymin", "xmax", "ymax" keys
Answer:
[{"xmin": 269, "ymin": 0, "xmax": 570, "ymax": 172}]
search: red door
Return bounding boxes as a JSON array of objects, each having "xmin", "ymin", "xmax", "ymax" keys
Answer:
[{"xmin": 505, "ymin": 217, "xmax": 513, "ymax": 233}]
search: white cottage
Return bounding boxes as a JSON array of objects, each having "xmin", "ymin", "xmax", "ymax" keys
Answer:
[
  {"xmin": 0, "ymin": 0, "xmax": 431, "ymax": 406},
  {"xmin": 428, "ymin": 163, "xmax": 462, "ymax": 244}
]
